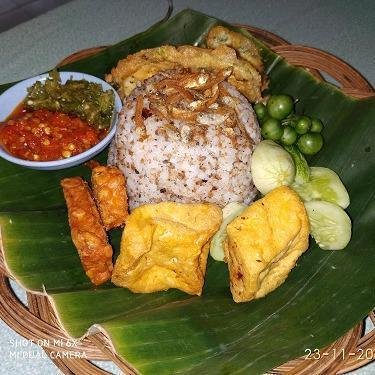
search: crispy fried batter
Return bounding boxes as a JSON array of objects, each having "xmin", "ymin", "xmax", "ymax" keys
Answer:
[
  {"xmin": 91, "ymin": 166, "xmax": 129, "ymax": 230},
  {"xmin": 225, "ymin": 186, "xmax": 309, "ymax": 302},
  {"xmin": 61, "ymin": 177, "xmax": 113, "ymax": 285},
  {"xmin": 105, "ymin": 48, "xmax": 179, "ymax": 99},
  {"xmin": 85, "ymin": 159, "xmax": 101, "ymax": 170},
  {"xmin": 206, "ymin": 25, "xmax": 263, "ymax": 72},
  {"xmin": 111, "ymin": 202, "xmax": 222, "ymax": 295},
  {"xmin": 106, "ymin": 40, "xmax": 263, "ymax": 102}
]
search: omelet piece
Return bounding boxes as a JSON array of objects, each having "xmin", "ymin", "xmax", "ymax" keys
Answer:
[
  {"xmin": 225, "ymin": 186, "xmax": 309, "ymax": 303},
  {"xmin": 206, "ymin": 25, "xmax": 263, "ymax": 73},
  {"xmin": 111, "ymin": 202, "xmax": 222, "ymax": 295},
  {"xmin": 106, "ymin": 43, "xmax": 263, "ymax": 102}
]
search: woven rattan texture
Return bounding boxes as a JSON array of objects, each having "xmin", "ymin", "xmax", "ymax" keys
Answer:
[{"xmin": 0, "ymin": 25, "xmax": 373, "ymax": 375}]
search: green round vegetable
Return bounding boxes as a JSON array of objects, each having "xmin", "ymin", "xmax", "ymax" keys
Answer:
[
  {"xmin": 260, "ymin": 114, "xmax": 271, "ymax": 125},
  {"xmin": 280, "ymin": 126, "xmax": 298, "ymax": 146},
  {"xmin": 254, "ymin": 103, "xmax": 267, "ymax": 122},
  {"xmin": 297, "ymin": 133, "xmax": 323, "ymax": 155},
  {"xmin": 266, "ymin": 94, "xmax": 294, "ymax": 120},
  {"xmin": 261, "ymin": 118, "xmax": 283, "ymax": 140},
  {"xmin": 310, "ymin": 118, "xmax": 324, "ymax": 133},
  {"xmin": 295, "ymin": 115, "xmax": 312, "ymax": 134},
  {"xmin": 285, "ymin": 115, "xmax": 299, "ymax": 128},
  {"xmin": 305, "ymin": 200, "xmax": 351, "ymax": 250}
]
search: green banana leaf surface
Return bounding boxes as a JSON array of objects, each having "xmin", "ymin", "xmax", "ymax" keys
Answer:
[{"xmin": 1, "ymin": 9, "xmax": 374, "ymax": 375}]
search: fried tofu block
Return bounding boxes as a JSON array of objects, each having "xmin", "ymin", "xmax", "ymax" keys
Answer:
[
  {"xmin": 91, "ymin": 165, "xmax": 128, "ymax": 230},
  {"xmin": 111, "ymin": 202, "xmax": 222, "ymax": 295},
  {"xmin": 61, "ymin": 177, "xmax": 113, "ymax": 285},
  {"xmin": 225, "ymin": 186, "xmax": 309, "ymax": 303}
]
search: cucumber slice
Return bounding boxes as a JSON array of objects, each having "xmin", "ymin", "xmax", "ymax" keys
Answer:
[
  {"xmin": 284, "ymin": 144, "xmax": 310, "ymax": 184},
  {"xmin": 305, "ymin": 201, "xmax": 351, "ymax": 250},
  {"xmin": 210, "ymin": 202, "xmax": 247, "ymax": 261},
  {"xmin": 251, "ymin": 140, "xmax": 295, "ymax": 195},
  {"xmin": 293, "ymin": 167, "xmax": 350, "ymax": 208}
]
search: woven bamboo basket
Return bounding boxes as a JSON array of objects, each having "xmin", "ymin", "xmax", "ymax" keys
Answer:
[{"xmin": 0, "ymin": 25, "xmax": 374, "ymax": 375}]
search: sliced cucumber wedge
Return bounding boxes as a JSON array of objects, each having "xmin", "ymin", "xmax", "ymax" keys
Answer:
[
  {"xmin": 293, "ymin": 167, "xmax": 350, "ymax": 208},
  {"xmin": 305, "ymin": 201, "xmax": 351, "ymax": 250},
  {"xmin": 210, "ymin": 202, "xmax": 247, "ymax": 261},
  {"xmin": 284, "ymin": 145, "xmax": 310, "ymax": 184},
  {"xmin": 251, "ymin": 140, "xmax": 295, "ymax": 195}
]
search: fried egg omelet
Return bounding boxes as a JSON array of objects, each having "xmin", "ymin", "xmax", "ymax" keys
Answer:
[
  {"xmin": 105, "ymin": 26, "xmax": 264, "ymax": 103},
  {"xmin": 225, "ymin": 186, "xmax": 309, "ymax": 303}
]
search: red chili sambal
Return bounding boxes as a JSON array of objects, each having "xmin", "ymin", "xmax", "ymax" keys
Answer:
[{"xmin": 0, "ymin": 107, "xmax": 104, "ymax": 161}]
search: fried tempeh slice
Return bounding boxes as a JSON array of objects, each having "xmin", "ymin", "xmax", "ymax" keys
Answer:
[
  {"xmin": 91, "ymin": 165, "xmax": 129, "ymax": 230},
  {"xmin": 61, "ymin": 177, "xmax": 113, "ymax": 285}
]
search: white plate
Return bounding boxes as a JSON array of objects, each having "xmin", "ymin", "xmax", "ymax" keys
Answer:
[{"xmin": 0, "ymin": 72, "xmax": 122, "ymax": 170}]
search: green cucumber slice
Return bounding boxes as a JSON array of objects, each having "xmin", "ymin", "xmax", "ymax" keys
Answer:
[
  {"xmin": 293, "ymin": 167, "xmax": 350, "ymax": 208},
  {"xmin": 305, "ymin": 201, "xmax": 351, "ymax": 250},
  {"xmin": 284, "ymin": 144, "xmax": 310, "ymax": 184},
  {"xmin": 210, "ymin": 202, "xmax": 247, "ymax": 261},
  {"xmin": 251, "ymin": 140, "xmax": 295, "ymax": 195}
]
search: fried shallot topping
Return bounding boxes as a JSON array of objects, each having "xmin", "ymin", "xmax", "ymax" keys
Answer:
[{"xmin": 138, "ymin": 68, "xmax": 245, "ymax": 140}]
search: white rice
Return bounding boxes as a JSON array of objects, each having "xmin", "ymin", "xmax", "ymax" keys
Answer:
[{"xmin": 108, "ymin": 71, "xmax": 261, "ymax": 210}]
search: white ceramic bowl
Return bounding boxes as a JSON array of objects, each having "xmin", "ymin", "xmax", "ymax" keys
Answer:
[{"xmin": 0, "ymin": 72, "xmax": 122, "ymax": 170}]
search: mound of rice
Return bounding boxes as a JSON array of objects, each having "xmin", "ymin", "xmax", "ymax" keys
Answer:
[{"xmin": 108, "ymin": 70, "xmax": 261, "ymax": 210}]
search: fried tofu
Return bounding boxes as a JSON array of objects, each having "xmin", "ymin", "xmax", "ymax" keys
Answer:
[
  {"xmin": 111, "ymin": 202, "xmax": 222, "ymax": 295},
  {"xmin": 61, "ymin": 177, "xmax": 113, "ymax": 285},
  {"xmin": 91, "ymin": 165, "xmax": 128, "ymax": 230},
  {"xmin": 225, "ymin": 186, "xmax": 309, "ymax": 302}
]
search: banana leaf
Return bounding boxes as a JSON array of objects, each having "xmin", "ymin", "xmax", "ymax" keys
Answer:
[{"xmin": 1, "ymin": 9, "xmax": 374, "ymax": 375}]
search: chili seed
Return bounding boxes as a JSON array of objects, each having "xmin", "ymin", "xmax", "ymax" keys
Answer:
[{"xmin": 62, "ymin": 150, "xmax": 71, "ymax": 158}]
